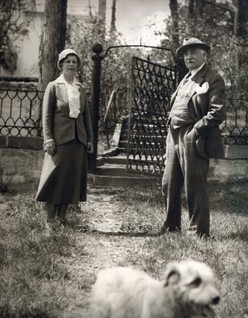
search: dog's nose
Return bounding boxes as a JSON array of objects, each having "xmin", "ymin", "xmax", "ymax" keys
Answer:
[{"xmin": 212, "ymin": 296, "xmax": 220, "ymax": 305}]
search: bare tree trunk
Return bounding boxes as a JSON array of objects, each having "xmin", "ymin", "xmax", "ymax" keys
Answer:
[
  {"xmin": 196, "ymin": 0, "xmax": 205, "ymax": 17},
  {"xmin": 236, "ymin": 0, "xmax": 248, "ymax": 38},
  {"xmin": 186, "ymin": 0, "xmax": 205, "ymax": 35},
  {"xmin": 39, "ymin": 0, "xmax": 67, "ymax": 90},
  {"xmin": 98, "ymin": 0, "xmax": 106, "ymax": 25},
  {"xmin": 169, "ymin": 0, "xmax": 179, "ymax": 50},
  {"xmin": 110, "ymin": 0, "xmax": 117, "ymax": 33},
  {"xmin": 187, "ymin": 0, "xmax": 195, "ymax": 34},
  {"xmin": 98, "ymin": 0, "xmax": 106, "ymax": 39},
  {"xmin": 169, "ymin": 0, "xmax": 187, "ymax": 80}
]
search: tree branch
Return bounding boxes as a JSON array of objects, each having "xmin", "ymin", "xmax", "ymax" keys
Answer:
[{"xmin": 204, "ymin": 0, "xmax": 235, "ymax": 21}]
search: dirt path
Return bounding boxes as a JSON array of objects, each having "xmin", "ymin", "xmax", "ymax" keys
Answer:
[
  {"xmin": 0, "ymin": 183, "xmax": 161, "ymax": 318},
  {"xmin": 58, "ymin": 186, "xmax": 153, "ymax": 318}
]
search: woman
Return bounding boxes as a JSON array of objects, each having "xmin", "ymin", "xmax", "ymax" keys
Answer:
[{"xmin": 36, "ymin": 48, "xmax": 93, "ymax": 226}]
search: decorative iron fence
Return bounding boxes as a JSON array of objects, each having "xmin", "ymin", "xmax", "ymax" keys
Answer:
[
  {"xmin": 126, "ymin": 57, "xmax": 248, "ymax": 174},
  {"xmin": 221, "ymin": 97, "xmax": 248, "ymax": 145},
  {"xmin": 0, "ymin": 87, "xmax": 247, "ymax": 160},
  {"xmin": 127, "ymin": 56, "xmax": 177, "ymax": 174},
  {"xmin": 0, "ymin": 89, "xmax": 44, "ymax": 137}
]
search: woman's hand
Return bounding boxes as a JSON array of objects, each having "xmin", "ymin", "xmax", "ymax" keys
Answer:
[
  {"xmin": 45, "ymin": 140, "xmax": 56, "ymax": 155},
  {"xmin": 87, "ymin": 142, "xmax": 94, "ymax": 154}
]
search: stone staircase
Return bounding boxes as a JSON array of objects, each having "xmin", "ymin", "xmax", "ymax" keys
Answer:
[
  {"xmin": 89, "ymin": 117, "xmax": 161, "ymax": 187},
  {"xmin": 89, "ymin": 115, "xmax": 248, "ymax": 186}
]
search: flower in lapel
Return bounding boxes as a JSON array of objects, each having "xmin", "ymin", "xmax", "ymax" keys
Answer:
[{"xmin": 195, "ymin": 82, "xmax": 209, "ymax": 94}]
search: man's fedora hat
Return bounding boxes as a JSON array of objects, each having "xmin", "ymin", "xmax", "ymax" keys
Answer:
[{"xmin": 176, "ymin": 37, "xmax": 211, "ymax": 56}]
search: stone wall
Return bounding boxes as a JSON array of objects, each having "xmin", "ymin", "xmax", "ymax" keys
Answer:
[
  {"xmin": 0, "ymin": 136, "xmax": 44, "ymax": 188},
  {"xmin": 209, "ymin": 145, "xmax": 248, "ymax": 182},
  {"xmin": 0, "ymin": 148, "xmax": 44, "ymax": 186},
  {"xmin": 0, "ymin": 143, "xmax": 247, "ymax": 188}
]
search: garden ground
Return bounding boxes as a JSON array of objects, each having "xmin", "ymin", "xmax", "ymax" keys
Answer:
[{"xmin": 0, "ymin": 179, "xmax": 247, "ymax": 318}]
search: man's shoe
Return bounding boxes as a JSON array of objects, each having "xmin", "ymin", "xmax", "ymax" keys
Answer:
[
  {"xmin": 187, "ymin": 226, "xmax": 210, "ymax": 239},
  {"xmin": 158, "ymin": 223, "xmax": 181, "ymax": 235}
]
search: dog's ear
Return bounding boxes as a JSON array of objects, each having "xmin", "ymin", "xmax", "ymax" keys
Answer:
[{"xmin": 164, "ymin": 263, "xmax": 181, "ymax": 287}]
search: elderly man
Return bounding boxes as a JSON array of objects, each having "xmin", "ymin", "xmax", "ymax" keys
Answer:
[{"xmin": 161, "ymin": 38, "xmax": 226, "ymax": 237}]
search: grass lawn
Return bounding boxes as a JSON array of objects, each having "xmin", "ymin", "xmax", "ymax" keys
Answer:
[{"xmin": 0, "ymin": 179, "xmax": 247, "ymax": 317}]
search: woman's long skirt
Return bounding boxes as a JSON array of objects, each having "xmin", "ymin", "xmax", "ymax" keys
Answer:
[{"xmin": 36, "ymin": 139, "xmax": 88, "ymax": 204}]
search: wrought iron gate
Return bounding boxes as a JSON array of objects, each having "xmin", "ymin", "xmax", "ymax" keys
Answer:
[{"xmin": 127, "ymin": 56, "xmax": 178, "ymax": 175}]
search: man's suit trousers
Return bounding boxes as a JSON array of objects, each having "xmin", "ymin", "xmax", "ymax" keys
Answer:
[{"xmin": 162, "ymin": 124, "xmax": 210, "ymax": 236}]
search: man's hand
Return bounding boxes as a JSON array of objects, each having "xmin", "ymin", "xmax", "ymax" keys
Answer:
[
  {"xmin": 194, "ymin": 127, "xmax": 200, "ymax": 137},
  {"xmin": 87, "ymin": 142, "xmax": 94, "ymax": 154}
]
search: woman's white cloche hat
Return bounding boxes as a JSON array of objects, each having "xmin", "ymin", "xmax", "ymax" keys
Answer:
[{"xmin": 57, "ymin": 48, "xmax": 81, "ymax": 70}]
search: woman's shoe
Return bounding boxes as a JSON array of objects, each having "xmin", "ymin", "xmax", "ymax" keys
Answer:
[
  {"xmin": 45, "ymin": 203, "xmax": 56, "ymax": 223},
  {"xmin": 57, "ymin": 204, "xmax": 68, "ymax": 225}
]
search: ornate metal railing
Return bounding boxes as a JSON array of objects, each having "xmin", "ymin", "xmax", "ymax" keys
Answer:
[
  {"xmin": 0, "ymin": 87, "xmax": 247, "ymax": 160},
  {"xmin": 126, "ymin": 96, "xmax": 248, "ymax": 174},
  {"xmin": 127, "ymin": 56, "xmax": 177, "ymax": 174},
  {"xmin": 126, "ymin": 57, "xmax": 248, "ymax": 174},
  {"xmin": 221, "ymin": 97, "xmax": 248, "ymax": 145},
  {"xmin": 0, "ymin": 89, "xmax": 44, "ymax": 137}
]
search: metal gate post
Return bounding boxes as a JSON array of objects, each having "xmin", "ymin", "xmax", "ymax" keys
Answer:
[{"xmin": 88, "ymin": 43, "xmax": 103, "ymax": 172}]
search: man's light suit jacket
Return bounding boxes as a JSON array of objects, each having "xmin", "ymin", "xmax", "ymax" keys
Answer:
[{"xmin": 170, "ymin": 64, "xmax": 226, "ymax": 159}]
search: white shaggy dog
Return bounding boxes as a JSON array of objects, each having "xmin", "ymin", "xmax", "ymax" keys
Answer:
[{"xmin": 89, "ymin": 260, "xmax": 220, "ymax": 318}]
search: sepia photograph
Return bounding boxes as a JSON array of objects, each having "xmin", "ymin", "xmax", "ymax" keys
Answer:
[{"xmin": 0, "ymin": 0, "xmax": 247, "ymax": 317}]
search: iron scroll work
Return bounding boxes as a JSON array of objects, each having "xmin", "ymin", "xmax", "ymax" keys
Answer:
[{"xmin": 127, "ymin": 56, "xmax": 178, "ymax": 175}]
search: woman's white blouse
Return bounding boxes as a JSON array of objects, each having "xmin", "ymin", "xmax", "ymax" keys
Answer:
[
  {"xmin": 66, "ymin": 82, "xmax": 81, "ymax": 118},
  {"xmin": 55, "ymin": 74, "xmax": 81, "ymax": 118}
]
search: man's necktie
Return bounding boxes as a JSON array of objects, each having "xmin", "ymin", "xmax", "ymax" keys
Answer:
[{"xmin": 183, "ymin": 72, "xmax": 191, "ymax": 85}]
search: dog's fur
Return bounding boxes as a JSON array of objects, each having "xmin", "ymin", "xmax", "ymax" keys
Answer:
[{"xmin": 89, "ymin": 260, "xmax": 220, "ymax": 318}]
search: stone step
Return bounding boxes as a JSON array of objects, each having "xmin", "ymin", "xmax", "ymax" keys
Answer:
[
  {"xmin": 117, "ymin": 147, "xmax": 128, "ymax": 154},
  {"xmin": 89, "ymin": 173, "xmax": 161, "ymax": 188},
  {"xmin": 98, "ymin": 153, "xmax": 165, "ymax": 166},
  {"xmin": 90, "ymin": 160, "xmax": 248, "ymax": 187},
  {"xmin": 118, "ymin": 140, "xmax": 128, "ymax": 149},
  {"xmin": 96, "ymin": 163, "xmax": 136, "ymax": 177},
  {"xmin": 100, "ymin": 155, "xmax": 127, "ymax": 165}
]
